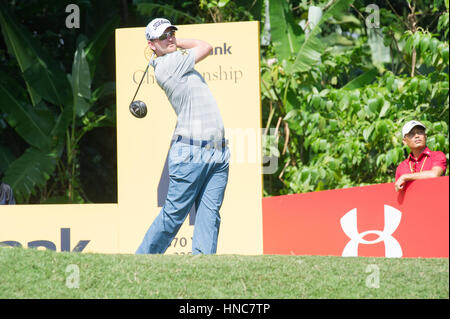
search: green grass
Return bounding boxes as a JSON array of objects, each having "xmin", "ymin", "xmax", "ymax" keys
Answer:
[{"xmin": 0, "ymin": 247, "xmax": 448, "ymax": 299}]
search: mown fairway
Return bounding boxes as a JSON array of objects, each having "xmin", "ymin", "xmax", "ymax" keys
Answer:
[{"xmin": 0, "ymin": 247, "xmax": 448, "ymax": 299}]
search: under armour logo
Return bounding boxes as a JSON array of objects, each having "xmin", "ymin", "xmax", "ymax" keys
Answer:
[{"xmin": 340, "ymin": 205, "xmax": 403, "ymax": 258}]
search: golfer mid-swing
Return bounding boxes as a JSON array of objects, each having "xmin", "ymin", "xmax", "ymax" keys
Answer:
[{"xmin": 136, "ymin": 18, "xmax": 230, "ymax": 255}]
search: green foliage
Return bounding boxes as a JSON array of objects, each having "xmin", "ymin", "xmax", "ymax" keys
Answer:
[
  {"xmin": 269, "ymin": 0, "xmax": 303, "ymax": 65},
  {"xmin": 1, "ymin": 0, "xmax": 448, "ymax": 201},
  {"xmin": 135, "ymin": 1, "xmax": 203, "ymax": 24},
  {"xmin": 0, "ymin": 2, "xmax": 118, "ymax": 203},
  {"xmin": 135, "ymin": 0, "xmax": 260, "ymax": 24},
  {"xmin": 262, "ymin": 0, "xmax": 449, "ymax": 195},
  {"xmin": 403, "ymin": 29, "xmax": 449, "ymax": 71},
  {"xmin": 198, "ymin": 0, "xmax": 260, "ymax": 22}
]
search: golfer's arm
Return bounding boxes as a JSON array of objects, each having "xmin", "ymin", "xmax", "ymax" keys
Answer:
[
  {"xmin": 176, "ymin": 38, "xmax": 212, "ymax": 63},
  {"xmin": 400, "ymin": 166, "xmax": 444, "ymax": 182}
]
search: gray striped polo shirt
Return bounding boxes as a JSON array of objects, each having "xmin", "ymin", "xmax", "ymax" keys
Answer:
[{"xmin": 151, "ymin": 48, "xmax": 225, "ymax": 141}]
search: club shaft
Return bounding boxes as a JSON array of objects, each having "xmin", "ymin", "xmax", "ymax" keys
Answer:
[{"xmin": 130, "ymin": 62, "xmax": 150, "ymax": 104}]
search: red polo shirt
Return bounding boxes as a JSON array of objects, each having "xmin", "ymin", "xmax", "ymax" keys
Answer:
[{"xmin": 395, "ymin": 147, "xmax": 447, "ymax": 180}]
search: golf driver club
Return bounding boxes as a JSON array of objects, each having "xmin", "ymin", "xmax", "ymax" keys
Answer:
[{"xmin": 129, "ymin": 53, "xmax": 154, "ymax": 118}]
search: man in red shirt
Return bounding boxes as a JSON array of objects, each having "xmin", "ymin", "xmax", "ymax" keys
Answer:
[{"xmin": 395, "ymin": 120, "xmax": 447, "ymax": 192}]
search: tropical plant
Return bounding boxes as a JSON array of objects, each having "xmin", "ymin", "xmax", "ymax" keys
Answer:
[
  {"xmin": 134, "ymin": 0, "xmax": 204, "ymax": 24},
  {"xmin": 2, "ymin": 0, "xmax": 447, "ymax": 201},
  {"xmin": 0, "ymin": 2, "xmax": 118, "ymax": 203},
  {"xmin": 134, "ymin": 0, "xmax": 261, "ymax": 23},
  {"xmin": 261, "ymin": 0, "xmax": 449, "ymax": 196}
]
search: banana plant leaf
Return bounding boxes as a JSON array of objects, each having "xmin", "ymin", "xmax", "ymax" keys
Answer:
[
  {"xmin": 0, "ymin": 2, "xmax": 41, "ymax": 106},
  {"xmin": 0, "ymin": 83, "xmax": 53, "ymax": 151},
  {"xmin": 292, "ymin": 0, "xmax": 354, "ymax": 73},
  {"xmin": 85, "ymin": 16, "xmax": 120, "ymax": 79},
  {"xmin": 0, "ymin": 145, "xmax": 15, "ymax": 176},
  {"xmin": 342, "ymin": 68, "xmax": 378, "ymax": 90},
  {"xmin": 0, "ymin": 3, "xmax": 117, "ymax": 203},
  {"xmin": 22, "ymin": 58, "xmax": 72, "ymax": 107},
  {"xmin": 0, "ymin": 2, "xmax": 71, "ymax": 107},
  {"xmin": 367, "ymin": 28, "xmax": 391, "ymax": 67},
  {"xmin": 2, "ymin": 147, "xmax": 57, "ymax": 203},
  {"xmin": 269, "ymin": 0, "xmax": 303, "ymax": 65},
  {"xmin": 71, "ymin": 40, "xmax": 92, "ymax": 117}
]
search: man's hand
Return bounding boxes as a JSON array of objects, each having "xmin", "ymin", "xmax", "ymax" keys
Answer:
[
  {"xmin": 395, "ymin": 166, "xmax": 444, "ymax": 192},
  {"xmin": 395, "ymin": 176, "xmax": 406, "ymax": 192}
]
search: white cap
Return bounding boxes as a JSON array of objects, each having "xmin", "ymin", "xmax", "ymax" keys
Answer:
[
  {"xmin": 402, "ymin": 120, "xmax": 426, "ymax": 137},
  {"xmin": 145, "ymin": 18, "xmax": 177, "ymax": 41}
]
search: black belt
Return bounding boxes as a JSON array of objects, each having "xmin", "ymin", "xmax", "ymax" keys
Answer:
[{"xmin": 175, "ymin": 135, "xmax": 228, "ymax": 149}]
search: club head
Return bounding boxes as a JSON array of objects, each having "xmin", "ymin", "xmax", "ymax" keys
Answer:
[{"xmin": 129, "ymin": 100, "xmax": 147, "ymax": 118}]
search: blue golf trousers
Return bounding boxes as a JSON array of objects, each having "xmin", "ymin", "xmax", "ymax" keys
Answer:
[{"xmin": 136, "ymin": 140, "xmax": 230, "ymax": 255}]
